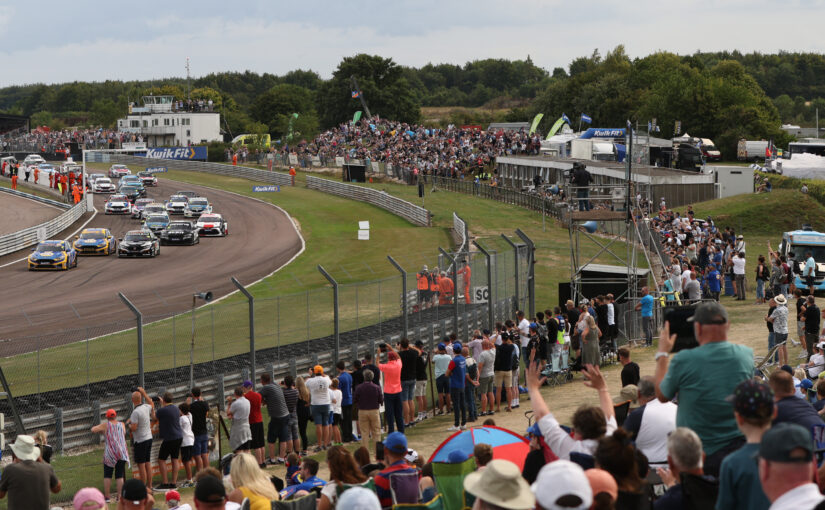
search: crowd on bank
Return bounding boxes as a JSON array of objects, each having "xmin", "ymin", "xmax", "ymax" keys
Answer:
[{"xmin": 1, "ymin": 127, "xmax": 142, "ymax": 153}]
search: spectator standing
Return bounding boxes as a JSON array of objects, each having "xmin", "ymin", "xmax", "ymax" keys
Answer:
[
  {"xmin": 305, "ymin": 366, "xmax": 332, "ymax": 451},
  {"xmin": 91, "ymin": 409, "xmax": 130, "ymax": 502},
  {"xmin": 802, "ymin": 295, "xmax": 820, "ymax": 360},
  {"xmin": 765, "ymin": 297, "xmax": 777, "ymax": 364},
  {"xmin": 336, "ymin": 361, "xmax": 354, "ymax": 442},
  {"xmin": 635, "ymin": 287, "xmax": 655, "ymax": 347},
  {"xmin": 716, "ymin": 379, "xmax": 774, "ymax": 510},
  {"xmin": 396, "ymin": 339, "xmax": 418, "ymax": 428},
  {"xmin": 655, "ymin": 302, "xmax": 753, "ymax": 476},
  {"xmin": 758, "ymin": 423, "xmax": 824, "ymax": 509},
  {"xmin": 768, "ymin": 294, "xmax": 790, "ymax": 366},
  {"xmin": 227, "ymin": 387, "xmax": 252, "ymax": 454},
  {"xmin": 731, "ymin": 251, "xmax": 747, "ymax": 300},
  {"xmin": 477, "ymin": 340, "xmax": 495, "ymax": 416},
  {"xmin": 618, "ymin": 347, "xmax": 640, "ymax": 387},
  {"xmin": 155, "ymin": 392, "xmax": 184, "ymax": 489},
  {"xmin": 580, "ymin": 307, "xmax": 600, "ymax": 366},
  {"xmin": 756, "ymin": 256, "xmax": 768, "ymax": 304},
  {"xmin": 126, "ymin": 386, "xmax": 155, "ymax": 483},
  {"xmin": 685, "ymin": 271, "xmax": 702, "ymax": 302},
  {"xmin": 494, "ymin": 334, "xmax": 516, "ymax": 413},
  {"xmin": 0, "ymin": 435, "xmax": 61, "ymax": 510},
  {"xmin": 353, "ymin": 369, "xmax": 383, "ymax": 452},
  {"xmin": 804, "ymin": 251, "xmax": 817, "ymax": 296},
  {"xmin": 295, "ymin": 376, "xmax": 311, "ymax": 456},
  {"xmin": 188, "ymin": 387, "xmax": 210, "ymax": 475},
  {"xmin": 795, "ymin": 289, "xmax": 807, "ymax": 355},
  {"xmin": 242, "ymin": 381, "xmax": 265, "ymax": 467},
  {"xmin": 516, "ymin": 311, "xmax": 530, "ymax": 381},
  {"xmin": 178, "ymin": 403, "xmax": 195, "ymax": 487},
  {"xmin": 259, "ymin": 373, "xmax": 290, "ymax": 465},
  {"xmin": 378, "ymin": 346, "xmax": 404, "ymax": 434},
  {"xmin": 463, "ymin": 346, "xmax": 479, "ymax": 423},
  {"xmin": 433, "ymin": 343, "xmax": 452, "ymax": 415},
  {"xmin": 446, "ymin": 343, "xmax": 467, "ymax": 431},
  {"xmin": 281, "ymin": 375, "xmax": 302, "ymax": 456},
  {"xmin": 33, "ymin": 430, "xmax": 52, "ymax": 464},
  {"xmin": 330, "ymin": 379, "xmax": 343, "ymax": 445},
  {"xmin": 414, "ymin": 340, "xmax": 429, "ymax": 422}
]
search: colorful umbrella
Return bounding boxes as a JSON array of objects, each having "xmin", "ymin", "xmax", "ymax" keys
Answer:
[{"xmin": 428, "ymin": 426, "xmax": 530, "ymax": 469}]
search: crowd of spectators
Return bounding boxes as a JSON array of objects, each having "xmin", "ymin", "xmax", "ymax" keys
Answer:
[{"xmin": 0, "ymin": 126, "xmax": 141, "ymax": 153}]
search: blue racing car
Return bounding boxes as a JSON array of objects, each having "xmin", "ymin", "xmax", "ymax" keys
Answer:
[{"xmin": 28, "ymin": 240, "xmax": 78, "ymax": 271}]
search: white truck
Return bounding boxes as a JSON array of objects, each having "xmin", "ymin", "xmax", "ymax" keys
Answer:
[
  {"xmin": 737, "ymin": 139, "xmax": 770, "ymax": 162},
  {"xmin": 570, "ymin": 138, "xmax": 615, "ymax": 161}
]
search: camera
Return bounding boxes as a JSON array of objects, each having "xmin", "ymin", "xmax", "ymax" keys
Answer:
[{"xmin": 378, "ymin": 343, "xmax": 387, "ymax": 352}]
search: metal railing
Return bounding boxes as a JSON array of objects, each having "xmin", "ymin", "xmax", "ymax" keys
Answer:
[
  {"xmin": 0, "ymin": 188, "xmax": 87, "ymax": 257},
  {"xmin": 306, "ymin": 176, "xmax": 431, "ymax": 226}
]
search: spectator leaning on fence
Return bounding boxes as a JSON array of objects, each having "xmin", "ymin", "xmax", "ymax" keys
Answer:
[
  {"xmin": 127, "ymin": 386, "xmax": 155, "ymax": 483},
  {"xmin": 91, "ymin": 408, "xmax": 130, "ymax": 502}
]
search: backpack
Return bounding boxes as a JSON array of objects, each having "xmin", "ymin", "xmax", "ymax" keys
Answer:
[{"xmin": 782, "ymin": 263, "xmax": 791, "ymax": 284}]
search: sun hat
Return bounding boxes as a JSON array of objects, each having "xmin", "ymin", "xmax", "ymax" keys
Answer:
[
  {"xmin": 10, "ymin": 435, "xmax": 40, "ymax": 461},
  {"xmin": 73, "ymin": 487, "xmax": 106, "ymax": 510},
  {"xmin": 531, "ymin": 460, "xmax": 592, "ymax": 510},
  {"xmin": 775, "ymin": 294, "xmax": 787, "ymax": 305},
  {"xmin": 614, "ymin": 384, "xmax": 638, "ymax": 406},
  {"xmin": 464, "ymin": 459, "xmax": 535, "ymax": 510}
]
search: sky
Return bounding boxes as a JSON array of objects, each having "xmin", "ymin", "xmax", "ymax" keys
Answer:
[{"xmin": 0, "ymin": 0, "xmax": 823, "ymax": 87}]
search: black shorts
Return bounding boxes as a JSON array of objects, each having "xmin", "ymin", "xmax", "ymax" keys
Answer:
[
  {"xmin": 180, "ymin": 445, "xmax": 193, "ymax": 463},
  {"xmin": 158, "ymin": 438, "xmax": 182, "ymax": 460},
  {"xmin": 333, "ymin": 413, "xmax": 342, "ymax": 426},
  {"xmin": 103, "ymin": 460, "xmax": 126, "ymax": 479},
  {"xmin": 236, "ymin": 440, "xmax": 251, "ymax": 452},
  {"xmin": 267, "ymin": 416, "xmax": 289, "ymax": 444},
  {"xmin": 807, "ymin": 275, "xmax": 815, "ymax": 289},
  {"xmin": 418, "ymin": 289, "xmax": 430, "ymax": 302},
  {"xmin": 134, "ymin": 439, "xmax": 152, "ymax": 464},
  {"xmin": 251, "ymin": 422, "xmax": 265, "ymax": 449}
]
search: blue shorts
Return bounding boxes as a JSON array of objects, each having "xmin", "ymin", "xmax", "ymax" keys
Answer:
[
  {"xmin": 436, "ymin": 375, "xmax": 450, "ymax": 394},
  {"xmin": 311, "ymin": 404, "xmax": 330, "ymax": 425},
  {"xmin": 401, "ymin": 380, "xmax": 416, "ymax": 402},
  {"xmin": 193, "ymin": 434, "xmax": 209, "ymax": 456}
]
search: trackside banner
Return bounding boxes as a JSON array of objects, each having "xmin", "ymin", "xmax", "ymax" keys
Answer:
[{"xmin": 139, "ymin": 147, "xmax": 207, "ymax": 160}]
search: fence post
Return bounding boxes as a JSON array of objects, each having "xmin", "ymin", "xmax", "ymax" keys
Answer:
[
  {"xmin": 216, "ymin": 374, "xmax": 225, "ymax": 412},
  {"xmin": 232, "ymin": 277, "xmax": 256, "ymax": 389},
  {"xmin": 473, "ymin": 241, "xmax": 495, "ymax": 330},
  {"xmin": 289, "ymin": 359, "xmax": 297, "ymax": 378},
  {"xmin": 54, "ymin": 407, "xmax": 64, "ymax": 454},
  {"xmin": 515, "ymin": 229, "xmax": 536, "ymax": 319},
  {"xmin": 499, "ymin": 235, "xmax": 520, "ymax": 314},
  {"xmin": 387, "ymin": 256, "xmax": 408, "ymax": 338},
  {"xmin": 318, "ymin": 265, "xmax": 340, "ymax": 364},
  {"xmin": 118, "ymin": 292, "xmax": 144, "ymax": 388},
  {"xmin": 438, "ymin": 247, "xmax": 459, "ymax": 335},
  {"xmin": 91, "ymin": 400, "xmax": 101, "ymax": 443}
]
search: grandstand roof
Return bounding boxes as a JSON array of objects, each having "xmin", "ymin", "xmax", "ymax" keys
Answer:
[{"xmin": 0, "ymin": 113, "xmax": 30, "ymax": 135}]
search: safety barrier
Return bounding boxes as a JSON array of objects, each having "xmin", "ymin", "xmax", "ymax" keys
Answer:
[
  {"xmin": 103, "ymin": 154, "xmax": 294, "ymax": 187},
  {"xmin": 0, "ymin": 188, "xmax": 86, "ymax": 257},
  {"xmin": 306, "ymin": 176, "xmax": 431, "ymax": 226}
]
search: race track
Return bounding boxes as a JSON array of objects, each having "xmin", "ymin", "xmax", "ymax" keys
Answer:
[
  {"xmin": 0, "ymin": 192, "xmax": 64, "ymax": 235},
  {"xmin": 0, "ymin": 177, "xmax": 303, "ymax": 351}
]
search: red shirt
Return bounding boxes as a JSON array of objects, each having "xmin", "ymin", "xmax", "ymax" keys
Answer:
[{"xmin": 245, "ymin": 391, "xmax": 263, "ymax": 424}]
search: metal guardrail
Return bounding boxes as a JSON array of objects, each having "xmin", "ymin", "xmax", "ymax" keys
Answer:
[
  {"xmin": 306, "ymin": 176, "xmax": 431, "ymax": 226},
  {"xmin": 0, "ymin": 188, "xmax": 86, "ymax": 257},
  {"xmin": 103, "ymin": 154, "xmax": 294, "ymax": 187},
  {"xmin": 452, "ymin": 212, "xmax": 468, "ymax": 253}
]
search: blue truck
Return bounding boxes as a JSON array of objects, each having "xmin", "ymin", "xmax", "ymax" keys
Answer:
[{"xmin": 779, "ymin": 227, "xmax": 825, "ymax": 292}]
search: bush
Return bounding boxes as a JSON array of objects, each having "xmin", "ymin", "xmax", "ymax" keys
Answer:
[
  {"xmin": 206, "ymin": 142, "xmax": 230, "ymax": 162},
  {"xmin": 768, "ymin": 174, "xmax": 825, "ymax": 206}
]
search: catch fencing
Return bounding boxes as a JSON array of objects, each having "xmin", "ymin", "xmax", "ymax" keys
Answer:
[
  {"xmin": 0, "ymin": 188, "xmax": 87, "ymax": 256},
  {"xmin": 306, "ymin": 176, "xmax": 431, "ymax": 226}
]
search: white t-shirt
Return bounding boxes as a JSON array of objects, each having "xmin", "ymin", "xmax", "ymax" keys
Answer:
[
  {"xmin": 330, "ymin": 389, "xmax": 342, "ymax": 415},
  {"xmin": 518, "ymin": 318, "xmax": 530, "ymax": 348},
  {"xmin": 681, "ymin": 269, "xmax": 691, "ymax": 288},
  {"xmin": 306, "ymin": 375, "xmax": 332, "ymax": 405},
  {"xmin": 180, "ymin": 413, "xmax": 195, "ymax": 447},
  {"xmin": 129, "ymin": 403, "xmax": 153, "ymax": 443},
  {"xmin": 809, "ymin": 353, "xmax": 825, "ymax": 378},
  {"xmin": 606, "ymin": 303, "xmax": 615, "ymax": 325},
  {"xmin": 732, "ymin": 257, "xmax": 746, "ymax": 275},
  {"xmin": 634, "ymin": 399, "xmax": 678, "ymax": 466}
]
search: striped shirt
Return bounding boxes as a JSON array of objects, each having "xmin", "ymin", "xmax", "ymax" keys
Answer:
[
  {"xmin": 103, "ymin": 420, "xmax": 130, "ymax": 468},
  {"xmin": 374, "ymin": 460, "xmax": 419, "ymax": 509},
  {"xmin": 283, "ymin": 387, "xmax": 299, "ymax": 415}
]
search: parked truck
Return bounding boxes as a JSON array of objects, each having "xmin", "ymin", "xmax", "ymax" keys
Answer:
[{"xmin": 737, "ymin": 139, "xmax": 770, "ymax": 162}]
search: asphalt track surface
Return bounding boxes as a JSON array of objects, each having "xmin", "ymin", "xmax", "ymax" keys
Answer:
[
  {"xmin": 0, "ymin": 192, "xmax": 64, "ymax": 235},
  {"xmin": 0, "ymin": 178, "xmax": 303, "ymax": 351}
]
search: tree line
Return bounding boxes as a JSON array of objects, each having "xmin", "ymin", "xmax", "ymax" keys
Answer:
[{"xmin": 1, "ymin": 48, "xmax": 823, "ymax": 157}]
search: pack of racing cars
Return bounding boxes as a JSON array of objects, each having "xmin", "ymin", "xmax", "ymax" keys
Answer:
[{"xmin": 28, "ymin": 165, "xmax": 228, "ymax": 270}]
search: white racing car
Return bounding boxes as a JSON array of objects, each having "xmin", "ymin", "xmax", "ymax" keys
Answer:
[
  {"xmin": 93, "ymin": 177, "xmax": 116, "ymax": 193},
  {"xmin": 195, "ymin": 213, "xmax": 229, "ymax": 237},
  {"xmin": 109, "ymin": 164, "xmax": 132, "ymax": 178},
  {"xmin": 165, "ymin": 194, "xmax": 189, "ymax": 215},
  {"xmin": 104, "ymin": 194, "xmax": 131, "ymax": 214}
]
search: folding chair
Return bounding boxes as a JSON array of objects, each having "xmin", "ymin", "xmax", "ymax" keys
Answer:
[
  {"xmin": 754, "ymin": 342, "xmax": 785, "ymax": 379},
  {"xmin": 560, "ymin": 349, "xmax": 573, "ymax": 382},
  {"xmin": 394, "ymin": 494, "xmax": 444, "ymax": 510},
  {"xmin": 390, "ymin": 472, "xmax": 421, "ymax": 506},
  {"xmin": 813, "ymin": 424, "xmax": 825, "ymax": 466},
  {"xmin": 432, "ymin": 457, "xmax": 478, "ymax": 510},
  {"xmin": 613, "ymin": 400, "xmax": 632, "ymax": 427},
  {"xmin": 272, "ymin": 493, "xmax": 318, "ymax": 510},
  {"xmin": 337, "ymin": 479, "xmax": 377, "ymax": 499},
  {"xmin": 542, "ymin": 351, "xmax": 562, "ymax": 387}
]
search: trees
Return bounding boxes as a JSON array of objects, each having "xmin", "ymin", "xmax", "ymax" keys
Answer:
[{"xmin": 251, "ymin": 84, "xmax": 318, "ymax": 138}]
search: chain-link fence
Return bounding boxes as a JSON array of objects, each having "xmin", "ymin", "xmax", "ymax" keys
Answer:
[{"xmin": 0, "ymin": 238, "xmax": 532, "ymax": 454}]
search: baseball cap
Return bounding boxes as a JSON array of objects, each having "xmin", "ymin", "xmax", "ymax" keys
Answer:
[
  {"xmin": 73, "ymin": 487, "xmax": 106, "ymax": 510},
  {"xmin": 585, "ymin": 469, "xmax": 618, "ymax": 502},
  {"xmin": 313, "ymin": 365, "xmax": 324, "ymax": 375},
  {"xmin": 686, "ymin": 301, "xmax": 728, "ymax": 325},
  {"xmin": 414, "ymin": 340, "xmax": 424, "ymax": 348},
  {"xmin": 243, "ymin": 380, "xmax": 253, "ymax": 388},
  {"xmin": 165, "ymin": 490, "xmax": 181, "ymax": 502},
  {"xmin": 121, "ymin": 479, "xmax": 147, "ymax": 503},
  {"xmin": 337, "ymin": 487, "xmax": 381, "ymax": 510},
  {"xmin": 453, "ymin": 343, "xmax": 462, "ymax": 353},
  {"xmin": 818, "ymin": 342, "xmax": 825, "ymax": 350},
  {"xmin": 105, "ymin": 409, "xmax": 116, "ymax": 419},
  {"xmin": 531, "ymin": 460, "xmax": 592, "ymax": 510},
  {"xmin": 384, "ymin": 432, "xmax": 408, "ymax": 454},
  {"xmin": 726, "ymin": 379, "xmax": 774, "ymax": 420},
  {"xmin": 780, "ymin": 364, "xmax": 794, "ymax": 375},
  {"xmin": 437, "ymin": 343, "xmax": 446, "ymax": 351},
  {"xmin": 405, "ymin": 449, "xmax": 419, "ymax": 464},
  {"xmin": 529, "ymin": 323, "xmax": 538, "ymax": 331},
  {"xmin": 195, "ymin": 475, "xmax": 227, "ymax": 503},
  {"xmin": 759, "ymin": 422, "xmax": 814, "ymax": 463},
  {"xmin": 447, "ymin": 450, "xmax": 468, "ymax": 463},
  {"xmin": 799, "ymin": 379, "xmax": 815, "ymax": 391}
]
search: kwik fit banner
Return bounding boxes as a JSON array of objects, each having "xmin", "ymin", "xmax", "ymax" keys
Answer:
[{"xmin": 140, "ymin": 146, "xmax": 207, "ymax": 161}]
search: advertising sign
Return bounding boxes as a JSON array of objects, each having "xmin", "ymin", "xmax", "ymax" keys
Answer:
[
  {"xmin": 141, "ymin": 147, "xmax": 207, "ymax": 160},
  {"xmin": 252, "ymin": 185, "xmax": 281, "ymax": 192}
]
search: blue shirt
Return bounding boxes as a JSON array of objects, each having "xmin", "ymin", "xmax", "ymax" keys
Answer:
[
  {"xmin": 448, "ymin": 355, "xmax": 467, "ymax": 390},
  {"xmin": 708, "ymin": 270, "xmax": 721, "ymax": 292},
  {"xmin": 338, "ymin": 371, "xmax": 353, "ymax": 406},
  {"xmin": 640, "ymin": 294, "xmax": 655, "ymax": 317},
  {"xmin": 805, "ymin": 256, "xmax": 816, "ymax": 277},
  {"xmin": 280, "ymin": 475, "xmax": 327, "ymax": 499}
]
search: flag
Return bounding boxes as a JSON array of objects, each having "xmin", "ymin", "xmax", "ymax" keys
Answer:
[
  {"xmin": 351, "ymin": 91, "xmax": 360, "ymax": 98},
  {"xmin": 580, "ymin": 113, "xmax": 592, "ymax": 124},
  {"xmin": 647, "ymin": 121, "xmax": 652, "ymax": 132},
  {"xmin": 353, "ymin": 111, "xmax": 362, "ymax": 123},
  {"xmin": 529, "ymin": 113, "xmax": 544, "ymax": 134},
  {"xmin": 546, "ymin": 117, "xmax": 567, "ymax": 139},
  {"xmin": 562, "ymin": 113, "xmax": 571, "ymax": 124}
]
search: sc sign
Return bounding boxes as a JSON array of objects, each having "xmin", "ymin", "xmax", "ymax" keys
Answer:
[{"xmin": 473, "ymin": 286, "xmax": 489, "ymax": 304}]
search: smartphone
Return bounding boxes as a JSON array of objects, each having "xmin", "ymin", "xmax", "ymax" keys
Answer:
[
  {"xmin": 664, "ymin": 306, "xmax": 699, "ymax": 353},
  {"xmin": 375, "ymin": 441, "xmax": 384, "ymax": 461}
]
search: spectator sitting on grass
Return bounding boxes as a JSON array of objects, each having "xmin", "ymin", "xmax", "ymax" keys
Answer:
[{"xmin": 319, "ymin": 446, "xmax": 370, "ymax": 510}]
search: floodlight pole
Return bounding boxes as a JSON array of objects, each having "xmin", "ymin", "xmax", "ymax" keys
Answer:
[{"xmin": 232, "ymin": 278, "xmax": 256, "ymax": 389}]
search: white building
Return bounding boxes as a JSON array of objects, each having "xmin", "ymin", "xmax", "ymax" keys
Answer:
[{"xmin": 116, "ymin": 95, "xmax": 221, "ymax": 147}]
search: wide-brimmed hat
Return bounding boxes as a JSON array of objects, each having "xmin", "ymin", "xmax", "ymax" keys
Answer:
[
  {"xmin": 775, "ymin": 294, "xmax": 787, "ymax": 305},
  {"xmin": 10, "ymin": 435, "xmax": 40, "ymax": 461},
  {"xmin": 464, "ymin": 459, "xmax": 535, "ymax": 510}
]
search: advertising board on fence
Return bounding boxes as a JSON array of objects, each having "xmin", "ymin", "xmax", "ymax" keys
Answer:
[{"xmin": 140, "ymin": 146, "xmax": 207, "ymax": 161}]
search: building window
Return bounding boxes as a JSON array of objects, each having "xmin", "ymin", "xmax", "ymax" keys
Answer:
[
  {"xmin": 152, "ymin": 119, "xmax": 158, "ymax": 126},
  {"xmin": 164, "ymin": 118, "xmax": 171, "ymax": 126},
  {"xmin": 186, "ymin": 129, "xmax": 191, "ymax": 136},
  {"xmin": 181, "ymin": 118, "xmax": 190, "ymax": 126},
  {"xmin": 143, "ymin": 120, "xmax": 148, "ymax": 128},
  {"xmin": 130, "ymin": 120, "xmax": 139, "ymax": 128}
]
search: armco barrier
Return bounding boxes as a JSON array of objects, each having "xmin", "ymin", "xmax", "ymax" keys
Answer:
[
  {"xmin": 306, "ymin": 176, "xmax": 431, "ymax": 226},
  {"xmin": 0, "ymin": 188, "xmax": 86, "ymax": 257},
  {"xmin": 103, "ymin": 154, "xmax": 294, "ymax": 187}
]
